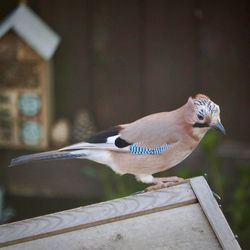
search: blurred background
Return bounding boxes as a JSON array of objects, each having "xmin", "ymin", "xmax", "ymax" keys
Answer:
[{"xmin": 0, "ymin": 0, "xmax": 249, "ymax": 248}]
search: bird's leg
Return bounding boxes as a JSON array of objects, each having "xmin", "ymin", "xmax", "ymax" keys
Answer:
[{"xmin": 145, "ymin": 176, "xmax": 184, "ymax": 192}]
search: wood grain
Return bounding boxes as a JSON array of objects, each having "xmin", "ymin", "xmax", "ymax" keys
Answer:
[
  {"xmin": 0, "ymin": 182, "xmax": 196, "ymax": 247},
  {"xmin": 190, "ymin": 177, "xmax": 241, "ymax": 250},
  {"xmin": 2, "ymin": 204, "xmax": 222, "ymax": 250}
]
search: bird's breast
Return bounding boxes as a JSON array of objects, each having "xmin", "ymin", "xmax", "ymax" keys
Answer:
[
  {"xmin": 165, "ymin": 146, "xmax": 193, "ymax": 167},
  {"xmin": 109, "ymin": 140, "xmax": 198, "ymax": 176}
]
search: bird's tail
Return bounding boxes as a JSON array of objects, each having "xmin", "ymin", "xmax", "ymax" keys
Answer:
[{"xmin": 9, "ymin": 150, "xmax": 87, "ymax": 167}]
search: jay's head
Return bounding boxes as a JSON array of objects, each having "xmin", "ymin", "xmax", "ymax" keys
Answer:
[{"xmin": 186, "ymin": 94, "xmax": 225, "ymax": 136}]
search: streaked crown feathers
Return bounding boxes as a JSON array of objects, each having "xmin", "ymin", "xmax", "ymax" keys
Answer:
[{"xmin": 192, "ymin": 94, "xmax": 220, "ymax": 118}]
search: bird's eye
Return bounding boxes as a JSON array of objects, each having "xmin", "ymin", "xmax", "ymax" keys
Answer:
[{"xmin": 197, "ymin": 115, "xmax": 204, "ymax": 120}]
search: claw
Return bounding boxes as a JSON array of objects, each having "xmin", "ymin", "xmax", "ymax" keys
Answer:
[{"xmin": 145, "ymin": 176, "xmax": 184, "ymax": 192}]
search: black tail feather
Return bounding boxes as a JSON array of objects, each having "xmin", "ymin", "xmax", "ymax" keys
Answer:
[{"xmin": 9, "ymin": 150, "xmax": 86, "ymax": 167}]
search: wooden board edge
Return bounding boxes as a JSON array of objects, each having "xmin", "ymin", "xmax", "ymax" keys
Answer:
[
  {"xmin": 0, "ymin": 182, "xmax": 197, "ymax": 248},
  {"xmin": 0, "ymin": 199, "xmax": 196, "ymax": 248},
  {"xmin": 190, "ymin": 176, "xmax": 241, "ymax": 250}
]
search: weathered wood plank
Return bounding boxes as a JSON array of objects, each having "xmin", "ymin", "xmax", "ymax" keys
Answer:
[
  {"xmin": 0, "ymin": 182, "xmax": 196, "ymax": 247},
  {"xmin": 190, "ymin": 177, "xmax": 241, "ymax": 250},
  {"xmin": 2, "ymin": 204, "xmax": 222, "ymax": 250}
]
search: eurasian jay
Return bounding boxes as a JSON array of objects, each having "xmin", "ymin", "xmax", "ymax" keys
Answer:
[{"xmin": 10, "ymin": 94, "xmax": 225, "ymax": 191}]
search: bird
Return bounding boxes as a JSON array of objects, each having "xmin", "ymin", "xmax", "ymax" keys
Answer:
[{"xmin": 10, "ymin": 94, "xmax": 225, "ymax": 191}]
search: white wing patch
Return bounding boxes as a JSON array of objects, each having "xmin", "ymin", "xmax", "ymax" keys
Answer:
[{"xmin": 107, "ymin": 135, "xmax": 119, "ymax": 144}]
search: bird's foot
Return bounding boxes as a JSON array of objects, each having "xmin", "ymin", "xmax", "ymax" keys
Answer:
[{"xmin": 145, "ymin": 176, "xmax": 184, "ymax": 192}]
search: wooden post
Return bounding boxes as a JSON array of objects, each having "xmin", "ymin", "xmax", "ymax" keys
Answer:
[{"xmin": 0, "ymin": 176, "xmax": 241, "ymax": 250}]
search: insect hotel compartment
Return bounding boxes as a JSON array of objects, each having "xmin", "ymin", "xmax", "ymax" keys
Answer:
[{"xmin": 0, "ymin": 3, "xmax": 60, "ymax": 149}]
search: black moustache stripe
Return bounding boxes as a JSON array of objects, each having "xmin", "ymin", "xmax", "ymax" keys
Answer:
[{"xmin": 193, "ymin": 122, "xmax": 209, "ymax": 128}]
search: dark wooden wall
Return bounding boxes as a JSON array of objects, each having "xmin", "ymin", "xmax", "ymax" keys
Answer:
[
  {"xmin": 1, "ymin": 0, "xmax": 249, "ymax": 139},
  {"xmin": 0, "ymin": 0, "xmax": 249, "ymax": 200},
  {"xmin": 34, "ymin": 0, "xmax": 249, "ymax": 141}
]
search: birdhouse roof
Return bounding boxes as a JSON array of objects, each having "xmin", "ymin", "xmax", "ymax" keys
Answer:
[{"xmin": 0, "ymin": 3, "xmax": 60, "ymax": 60}]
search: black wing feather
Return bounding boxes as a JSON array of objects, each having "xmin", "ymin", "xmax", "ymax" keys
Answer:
[
  {"xmin": 114, "ymin": 137, "xmax": 131, "ymax": 148},
  {"xmin": 86, "ymin": 126, "xmax": 121, "ymax": 143},
  {"xmin": 86, "ymin": 126, "xmax": 131, "ymax": 148}
]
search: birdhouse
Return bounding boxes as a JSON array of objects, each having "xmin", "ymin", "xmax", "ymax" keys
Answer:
[
  {"xmin": 0, "ymin": 177, "xmax": 241, "ymax": 249},
  {"xmin": 0, "ymin": 3, "xmax": 60, "ymax": 149}
]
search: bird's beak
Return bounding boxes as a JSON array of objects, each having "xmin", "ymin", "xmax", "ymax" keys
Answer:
[{"xmin": 210, "ymin": 121, "xmax": 226, "ymax": 135}]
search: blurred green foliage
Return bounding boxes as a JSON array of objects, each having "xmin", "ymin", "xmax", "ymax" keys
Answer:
[{"xmin": 81, "ymin": 131, "xmax": 249, "ymax": 248}]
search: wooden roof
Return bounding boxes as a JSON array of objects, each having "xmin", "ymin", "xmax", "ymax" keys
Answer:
[
  {"xmin": 0, "ymin": 177, "xmax": 241, "ymax": 249},
  {"xmin": 0, "ymin": 3, "xmax": 60, "ymax": 60}
]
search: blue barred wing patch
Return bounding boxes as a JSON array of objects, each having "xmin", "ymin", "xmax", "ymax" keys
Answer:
[{"xmin": 129, "ymin": 144, "xmax": 170, "ymax": 155}]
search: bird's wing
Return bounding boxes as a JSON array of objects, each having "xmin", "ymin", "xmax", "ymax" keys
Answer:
[
  {"xmin": 59, "ymin": 126, "xmax": 130, "ymax": 152},
  {"xmin": 60, "ymin": 112, "xmax": 181, "ymax": 152},
  {"xmin": 119, "ymin": 112, "xmax": 181, "ymax": 147}
]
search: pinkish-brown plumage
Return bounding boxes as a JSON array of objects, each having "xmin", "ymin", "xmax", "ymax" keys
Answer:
[{"xmin": 10, "ymin": 94, "xmax": 225, "ymax": 190}]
